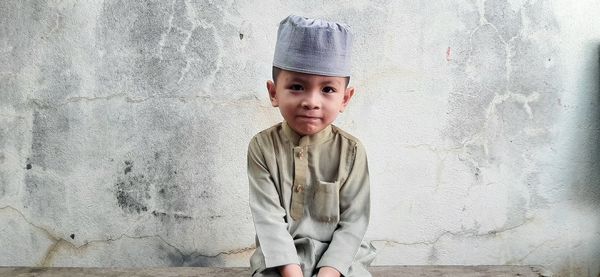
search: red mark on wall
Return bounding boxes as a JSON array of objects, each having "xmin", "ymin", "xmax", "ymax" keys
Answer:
[{"xmin": 446, "ymin": 47, "xmax": 452, "ymax": 62}]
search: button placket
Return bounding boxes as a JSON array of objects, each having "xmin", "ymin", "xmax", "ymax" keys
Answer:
[{"xmin": 291, "ymin": 142, "xmax": 309, "ymax": 220}]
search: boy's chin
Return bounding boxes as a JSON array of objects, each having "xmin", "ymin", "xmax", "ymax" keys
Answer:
[{"xmin": 290, "ymin": 124, "xmax": 327, "ymax": 136}]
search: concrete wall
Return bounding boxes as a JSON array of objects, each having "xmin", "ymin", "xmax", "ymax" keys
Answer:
[{"xmin": 1, "ymin": 0, "xmax": 599, "ymax": 276}]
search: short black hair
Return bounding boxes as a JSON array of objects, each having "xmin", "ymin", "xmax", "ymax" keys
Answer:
[{"xmin": 272, "ymin": 66, "xmax": 350, "ymax": 88}]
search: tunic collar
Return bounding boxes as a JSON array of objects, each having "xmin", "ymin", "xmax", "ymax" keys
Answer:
[{"xmin": 282, "ymin": 121, "xmax": 333, "ymax": 147}]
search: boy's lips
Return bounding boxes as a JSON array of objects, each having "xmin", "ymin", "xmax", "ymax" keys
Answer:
[{"xmin": 296, "ymin": 115, "xmax": 321, "ymax": 121}]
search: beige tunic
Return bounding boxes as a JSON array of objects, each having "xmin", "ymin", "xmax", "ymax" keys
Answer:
[{"xmin": 248, "ymin": 122, "xmax": 376, "ymax": 277}]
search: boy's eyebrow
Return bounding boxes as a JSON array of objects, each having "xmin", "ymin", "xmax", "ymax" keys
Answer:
[
  {"xmin": 320, "ymin": 79, "xmax": 342, "ymax": 86},
  {"xmin": 288, "ymin": 77, "xmax": 307, "ymax": 84}
]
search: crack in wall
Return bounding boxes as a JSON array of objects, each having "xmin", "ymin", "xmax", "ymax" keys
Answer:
[
  {"xmin": 27, "ymin": 94, "xmax": 269, "ymax": 109},
  {"xmin": 185, "ymin": 245, "xmax": 256, "ymax": 259},
  {"xmin": 398, "ymin": 143, "xmax": 463, "ymax": 153},
  {"xmin": 507, "ymin": 238, "xmax": 557, "ymax": 264},
  {"xmin": 0, "ymin": 205, "xmax": 61, "ymax": 265},
  {"xmin": 40, "ymin": 233, "xmax": 189, "ymax": 266},
  {"xmin": 0, "ymin": 205, "xmax": 253, "ymax": 266},
  {"xmin": 0, "ymin": 114, "xmax": 26, "ymax": 120},
  {"xmin": 370, "ymin": 217, "xmax": 533, "ymax": 249}
]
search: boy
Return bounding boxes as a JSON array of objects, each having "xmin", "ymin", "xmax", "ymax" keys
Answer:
[{"xmin": 248, "ymin": 15, "xmax": 376, "ymax": 277}]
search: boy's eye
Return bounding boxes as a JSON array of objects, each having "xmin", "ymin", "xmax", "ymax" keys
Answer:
[
  {"xmin": 322, "ymin": 86, "xmax": 336, "ymax": 93},
  {"xmin": 290, "ymin": 84, "xmax": 303, "ymax": 91}
]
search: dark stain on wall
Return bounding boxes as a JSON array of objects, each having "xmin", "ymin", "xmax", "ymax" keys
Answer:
[
  {"xmin": 114, "ymin": 125, "xmax": 219, "ymax": 220},
  {"xmin": 0, "ymin": 1, "xmax": 57, "ymax": 108},
  {"xmin": 115, "ymin": 160, "xmax": 151, "ymax": 214},
  {"xmin": 526, "ymin": 172, "xmax": 550, "ymax": 209},
  {"xmin": 166, "ymin": 250, "xmax": 223, "ymax": 267},
  {"xmin": 427, "ymin": 245, "xmax": 439, "ymax": 264},
  {"xmin": 150, "ymin": 150, "xmax": 188, "ymax": 213},
  {"xmin": 34, "ymin": 47, "xmax": 82, "ymax": 106},
  {"xmin": 182, "ymin": 254, "xmax": 224, "ymax": 267},
  {"xmin": 0, "ymin": 117, "xmax": 32, "ymax": 201},
  {"xmin": 29, "ymin": 110, "xmax": 72, "ymax": 173},
  {"xmin": 0, "ymin": 128, "xmax": 7, "ymax": 198},
  {"xmin": 26, "ymin": 0, "xmax": 82, "ymax": 179},
  {"xmin": 124, "ymin": 160, "xmax": 133, "ymax": 174},
  {"xmin": 151, "ymin": 210, "xmax": 192, "ymax": 220},
  {"xmin": 23, "ymin": 170, "xmax": 66, "ymax": 220},
  {"xmin": 23, "ymin": 107, "xmax": 76, "ymax": 220},
  {"xmin": 5, "ymin": 0, "xmax": 83, "ymax": 107}
]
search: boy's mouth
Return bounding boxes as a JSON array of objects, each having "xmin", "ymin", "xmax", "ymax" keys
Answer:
[{"xmin": 296, "ymin": 115, "xmax": 321, "ymax": 121}]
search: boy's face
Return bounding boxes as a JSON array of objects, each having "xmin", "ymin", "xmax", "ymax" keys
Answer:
[{"xmin": 267, "ymin": 69, "xmax": 355, "ymax": 136}]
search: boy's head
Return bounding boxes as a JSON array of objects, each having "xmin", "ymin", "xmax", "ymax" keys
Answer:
[{"xmin": 267, "ymin": 15, "xmax": 355, "ymax": 136}]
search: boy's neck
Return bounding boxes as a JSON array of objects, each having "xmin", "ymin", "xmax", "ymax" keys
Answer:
[{"xmin": 282, "ymin": 121, "xmax": 333, "ymax": 146}]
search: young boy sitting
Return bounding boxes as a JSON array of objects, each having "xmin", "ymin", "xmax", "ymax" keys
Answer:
[{"xmin": 248, "ymin": 15, "xmax": 376, "ymax": 277}]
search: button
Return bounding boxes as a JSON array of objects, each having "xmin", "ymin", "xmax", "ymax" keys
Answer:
[
  {"xmin": 297, "ymin": 150, "xmax": 304, "ymax": 159},
  {"xmin": 295, "ymin": 185, "xmax": 304, "ymax": 192}
]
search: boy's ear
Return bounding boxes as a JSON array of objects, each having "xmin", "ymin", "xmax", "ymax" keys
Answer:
[
  {"xmin": 266, "ymin": 80, "xmax": 278, "ymax": 107},
  {"xmin": 340, "ymin": 86, "xmax": 355, "ymax": 112}
]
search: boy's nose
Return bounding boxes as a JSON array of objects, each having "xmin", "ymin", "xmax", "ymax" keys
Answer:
[{"xmin": 301, "ymin": 92, "xmax": 321, "ymax": 109}]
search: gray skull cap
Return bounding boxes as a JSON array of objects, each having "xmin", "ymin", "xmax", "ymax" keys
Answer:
[{"xmin": 273, "ymin": 15, "xmax": 353, "ymax": 77}]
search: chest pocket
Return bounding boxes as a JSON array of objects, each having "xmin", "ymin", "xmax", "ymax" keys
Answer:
[{"xmin": 312, "ymin": 180, "xmax": 339, "ymax": 223}]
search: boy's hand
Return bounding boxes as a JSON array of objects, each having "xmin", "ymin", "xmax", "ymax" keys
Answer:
[
  {"xmin": 279, "ymin": 264, "xmax": 303, "ymax": 277},
  {"xmin": 317, "ymin": 266, "xmax": 341, "ymax": 277}
]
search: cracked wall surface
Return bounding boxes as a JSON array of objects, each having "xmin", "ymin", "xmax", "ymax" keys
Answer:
[{"xmin": 1, "ymin": 0, "xmax": 599, "ymax": 276}]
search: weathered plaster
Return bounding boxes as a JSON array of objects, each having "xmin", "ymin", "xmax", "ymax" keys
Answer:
[{"xmin": 1, "ymin": 0, "xmax": 599, "ymax": 276}]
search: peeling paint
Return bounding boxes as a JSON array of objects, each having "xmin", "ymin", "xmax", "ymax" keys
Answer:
[
  {"xmin": 443, "ymin": 0, "xmax": 563, "ymax": 239},
  {"xmin": 96, "ymin": 0, "xmax": 220, "ymax": 98}
]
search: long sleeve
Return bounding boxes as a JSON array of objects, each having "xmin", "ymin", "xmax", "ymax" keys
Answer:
[
  {"xmin": 316, "ymin": 142, "xmax": 370, "ymax": 276},
  {"xmin": 247, "ymin": 136, "xmax": 299, "ymax": 269}
]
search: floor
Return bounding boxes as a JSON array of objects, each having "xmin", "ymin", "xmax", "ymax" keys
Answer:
[{"xmin": 0, "ymin": 265, "xmax": 551, "ymax": 277}]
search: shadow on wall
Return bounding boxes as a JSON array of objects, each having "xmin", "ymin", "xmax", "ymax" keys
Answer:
[
  {"xmin": 596, "ymin": 44, "xmax": 600, "ymax": 203},
  {"xmin": 577, "ymin": 44, "xmax": 600, "ymax": 205},
  {"xmin": 595, "ymin": 44, "xmax": 600, "ymax": 277},
  {"xmin": 567, "ymin": 43, "xmax": 600, "ymax": 207},
  {"xmin": 565, "ymin": 43, "xmax": 600, "ymax": 277}
]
